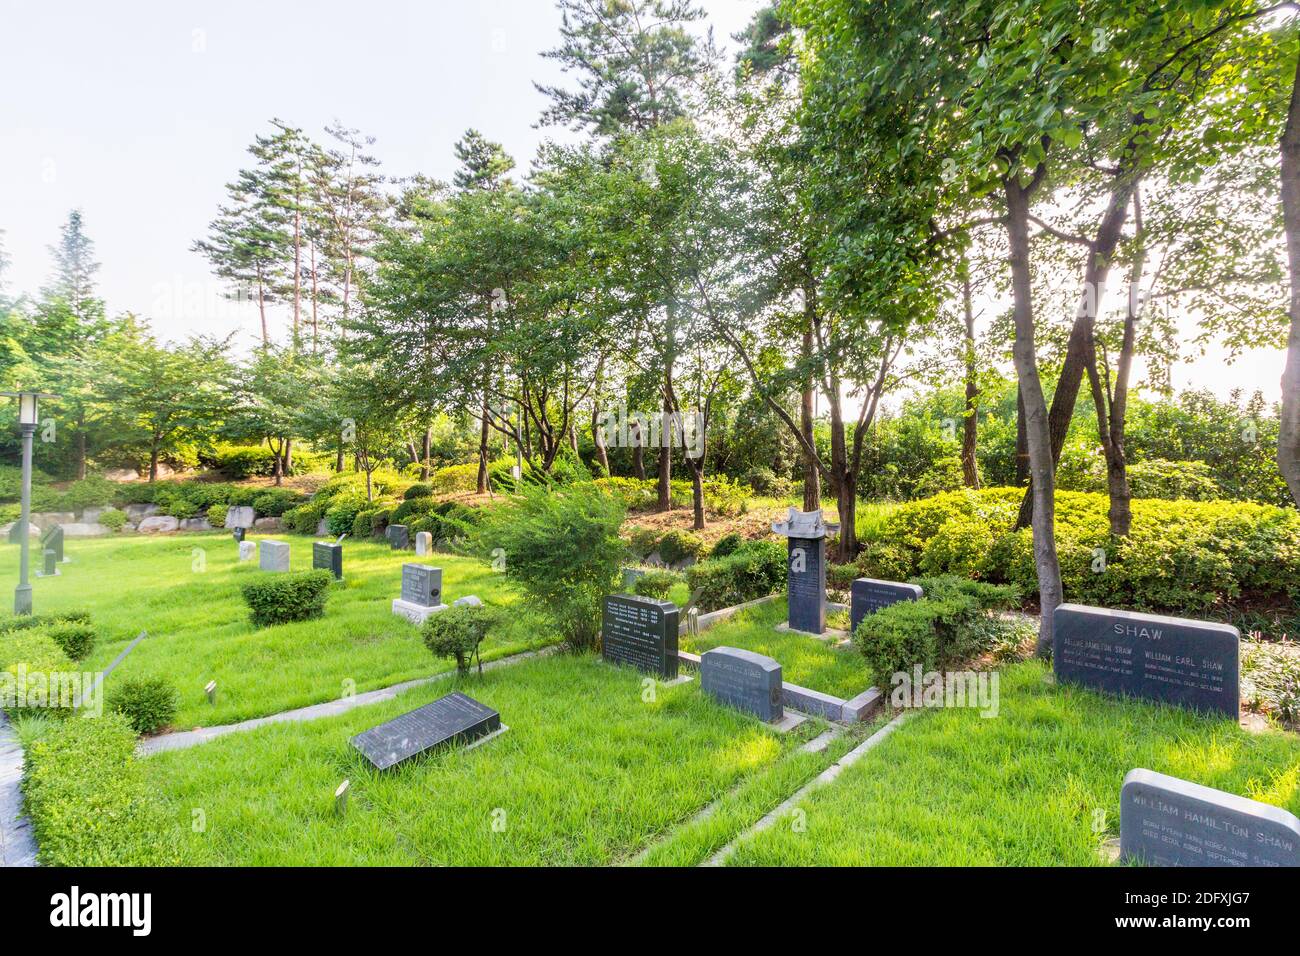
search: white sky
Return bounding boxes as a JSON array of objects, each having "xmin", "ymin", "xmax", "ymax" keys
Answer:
[{"xmin": 0, "ymin": 0, "xmax": 1286, "ymax": 404}]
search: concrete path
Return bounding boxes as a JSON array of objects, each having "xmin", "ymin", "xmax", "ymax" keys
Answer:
[
  {"xmin": 0, "ymin": 712, "xmax": 37, "ymax": 867},
  {"xmin": 139, "ymin": 646, "xmax": 559, "ymax": 756},
  {"xmin": 704, "ymin": 710, "xmax": 914, "ymax": 866}
]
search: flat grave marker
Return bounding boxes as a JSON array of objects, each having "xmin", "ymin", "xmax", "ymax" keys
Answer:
[
  {"xmin": 701, "ymin": 646, "xmax": 783, "ymax": 722},
  {"xmin": 259, "ymin": 540, "xmax": 290, "ymax": 573},
  {"xmin": 1053, "ymin": 604, "xmax": 1239, "ymax": 718},
  {"xmin": 351, "ymin": 691, "xmax": 501, "ymax": 770},
  {"xmin": 602, "ymin": 594, "xmax": 679, "ymax": 679},
  {"xmin": 1120, "ymin": 768, "xmax": 1300, "ymax": 867},
  {"xmin": 313, "ymin": 541, "xmax": 343, "ymax": 580},
  {"xmin": 850, "ymin": 578, "xmax": 922, "ymax": 634}
]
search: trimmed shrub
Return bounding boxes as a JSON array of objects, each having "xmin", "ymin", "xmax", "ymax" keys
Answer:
[
  {"xmin": 477, "ymin": 483, "xmax": 626, "ymax": 651},
  {"xmin": 0, "ymin": 631, "xmax": 77, "ymax": 719},
  {"xmin": 283, "ymin": 502, "xmax": 325, "ymax": 535},
  {"xmin": 241, "ymin": 570, "xmax": 333, "ymax": 627},
  {"xmin": 422, "ymin": 604, "xmax": 495, "ymax": 674},
  {"xmin": 210, "ymin": 443, "xmax": 279, "ymax": 479},
  {"xmin": 685, "ymin": 540, "xmax": 786, "ymax": 612},
  {"xmin": 627, "ymin": 526, "xmax": 661, "ymax": 559},
  {"xmin": 710, "ymin": 533, "xmax": 744, "ymax": 559},
  {"xmin": 0, "ymin": 610, "xmax": 91, "ymax": 634},
  {"xmin": 99, "ymin": 507, "xmax": 127, "ymax": 532},
  {"xmin": 325, "ymin": 494, "xmax": 367, "ymax": 537},
  {"xmin": 44, "ymin": 622, "xmax": 96, "ymax": 661},
  {"xmin": 392, "ymin": 496, "xmax": 439, "ymax": 524},
  {"xmin": 430, "ymin": 462, "xmax": 482, "ymax": 495},
  {"xmin": 633, "ymin": 570, "xmax": 681, "ymax": 600},
  {"xmin": 659, "ymin": 529, "xmax": 705, "ymax": 565},
  {"xmin": 252, "ymin": 488, "xmax": 304, "ymax": 517},
  {"xmin": 827, "ymin": 562, "xmax": 858, "ymax": 593},
  {"xmin": 23, "ymin": 713, "xmax": 194, "ymax": 865},
  {"xmin": 404, "ymin": 483, "xmax": 434, "ymax": 500},
  {"xmin": 110, "ymin": 676, "xmax": 179, "ymax": 735}
]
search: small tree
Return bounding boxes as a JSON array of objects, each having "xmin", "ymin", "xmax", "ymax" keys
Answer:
[
  {"xmin": 423, "ymin": 604, "xmax": 495, "ymax": 675},
  {"xmin": 477, "ymin": 482, "xmax": 626, "ymax": 652}
]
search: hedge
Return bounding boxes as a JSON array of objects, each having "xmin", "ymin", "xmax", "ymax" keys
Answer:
[
  {"xmin": 0, "ymin": 631, "xmax": 78, "ymax": 719},
  {"xmin": 857, "ymin": 488, "xmax": 1300, "ymax": 616},
  {"xmin": 241, "ymin": 570, "xmax": 333, "ymax": 627},
  {"xmin": 23, "ymin": 713, "xmax": 194, "ymax": 865},
  {"xmin": 685, "ymin": 540, "xmax": 786, "ymax": 612}
]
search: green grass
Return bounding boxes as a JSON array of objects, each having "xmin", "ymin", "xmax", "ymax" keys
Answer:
[
  {"xmin": 143, "ymin": 653, "xmax": 807, "ymax": 865},
  {"xmin": 0, "ymin": 533, "xmax": 551, "ymax": 728},
  {"xmin": 726, "ymin": 661, "xmax": 1300, "ymax": 866},
  {"xmin": 681, "ymin": 598, "xmax": 872, "ymax": 700}
]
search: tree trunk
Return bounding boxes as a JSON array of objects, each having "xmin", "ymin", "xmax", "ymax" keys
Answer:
[
  {"xmin": 1280, "ymin": 47, "xmax": 1300, "ymax": 509},
  {"xmin": 282, "ymin": 437, "xmax": 292, "ymax": 477},
  {"xmin": 271, "ymin": 438, "xmax": 284, "ymax": 487},
  {"xmin": 335, "ymin": 444, "xmax": 345, "ymax": 472},
  {"xmin": 1004, "ymin": 174, "xmax": 1064, "ymax": 658},
  {"xmin": 256, "ymin": 268, "xmax": 269, "ymax": 348},
  {"xmin": 149, "ymin": 435, "xmax": 161, "ymax": 482},
  {"xmin": 292, "ymin": 204, "xmax": 302, "ymax": 345},
  {"xmin": 1015, "ymin": 386, "xmax": 1030, "ymax": 484},
  {"xmin": 801, "ymin": 319, "xmax": 821, "ymax": 510},
  {"xmin": 656, "ymin": 401, "xmax": 672, "ymax": 511},
  {"xmin": 421, "ymin": 427, "xmax": 432, "ymax": 481},
  {"xmin": 690, "ymin": 464, "xmax": 705, "ymax": 531},
  {"xmin": 960, "ymin": 268, "xmax": 980, "ymax": 489},
  {"xmin": 592, "ymin": 404, "xmax": 610, "ymax": 476},
  {"xmin": 309, "ymin": 240, "xmax": 319, "ymax": 353},
  {"xmin": 75, "ymin": 413, "xmax": 87, "ymax": 480},
  {"xmin": 834, "ymin": 466, "xmax": 857, "ymax": 564},
  {"xmin": 632, "ymin": 435, "xmax": 645, "ymax": 480},
  {"xmin": 477, "ymin": 399, "xmax": 490, "ymax": 494}
]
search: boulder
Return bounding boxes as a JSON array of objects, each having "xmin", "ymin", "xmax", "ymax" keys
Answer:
[
  {"xmin": 61, "ymin": 523, "xmax": 110, "ymax": 537},
  {"xmin": 32, "ymin": 512, "xmax": 76, "ymax": 528},
  {"xmin": 253, "ymin": 517, "xmax": 283, "ymax": 532},
  {"xmin": 104, "ymin": 468, "xmax": 139, "ymax": 482},
  {"xmin": 80, "ymin": 506, "xmax": 106, "ymax": 523},
  {"xmin": 137, "ymin": 515, "xmax": 180, "ymax": 534},
  {"xmin": 452, "ymin": 595, "xmax": 483, "ymax": 608},
  {"xmin": 179, "ymin": 517, "xmax": 213, "ymax": 532},
  {"xmin": 125, "ymin": 503, "xmax": 159, "ymax": 522},
  {"xmin": 1, "ymin": 522, "xmax": 41, "ymax": 540},
  {"xmin": 226, "ymin": 505, "xmax": 255, "ymax": 529}
]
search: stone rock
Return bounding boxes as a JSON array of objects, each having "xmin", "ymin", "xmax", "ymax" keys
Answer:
[
  {"xmin": 226, "ymin": 506, "xmax": 255, "ymax": 529},
  {"xmin": 179, "ymin": 517, "xmax": 213, "ymax": 532},
  {"xmin": 80, "ymin": 506, "xmax": 105, "ymax": 523},
  {"xmin": 125, "ymin": 503, "xmax": 159, "ymax": 522},
  {"xmin": 452, "ymin": 595, "xmax": 483, "ymax": 608},
  {"xmin": 137, "ymin": 515, "xmax": 180, "ymax": 534},
  {"xmin": 32, "ymin": 511, "xmax": 76, "ymax": 528},
  {"xmin": 61, "ymin": 522, "xmax": 110, "ymax": 537},
  {"xmin": 316, "ymin": 518, "xmax": 330, "ymax": 536},
  {"xmin": 0, "ymin": 522, "xmax": 41, "ymax": 539},
  {"xmin": 253, "ymin": 517, "xmax": 283, "ymax": 531},
  {"xmin": 154, "ymin": 462, "xmax": 176, "ymax": 479},
  {"xmin": 104, "ymin": 468, "xmax": 140, "ymax": 482}
]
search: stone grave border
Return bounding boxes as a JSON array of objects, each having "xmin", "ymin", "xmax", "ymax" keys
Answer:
[{"xmin": 676, "ymin": 591, "xmax": 881, "ymax": 725}]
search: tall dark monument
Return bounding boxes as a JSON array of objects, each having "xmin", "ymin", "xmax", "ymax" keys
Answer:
[{"xmin": 770, "ymin": 507, "xmax": 838, "ymax": 635}]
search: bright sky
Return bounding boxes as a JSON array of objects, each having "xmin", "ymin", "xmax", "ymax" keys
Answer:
[{"xmin": 0, "ymin": 0, "xmax": 1286, "ymax": 403}]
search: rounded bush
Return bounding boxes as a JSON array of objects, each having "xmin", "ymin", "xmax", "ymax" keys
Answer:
[
  {"xmin": 422, "ymin": 604, "xmax": 495, "ymax": 674},
  {"xmin": 658, "ymin": 530, "xmax": 705, "ymax": 565},
  {"xmin": 710, "ymin": 533, "xmax": 743, "ymax": 559},
  {"xmin": 99, "ymin": 507, "xmax": 127, "ymax": 532},
  {"xmin": 404, "ymin": 483, "xmax": 434, "ymax": 500},
  {"xmin": 110, "ymin": 676, "xmax": 178, "ymax": 734},
  {"xmin": 241, "ymin": 570, "xmax": 333, "ymax": 628},
  {"xmin": 633, "ymin": 570, "xmax": 681, "ymax": 600}
]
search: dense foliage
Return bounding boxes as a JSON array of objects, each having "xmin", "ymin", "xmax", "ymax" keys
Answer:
[{"xmin": 240, "ymin": 569, "xmax": 333, "ymax": 627}]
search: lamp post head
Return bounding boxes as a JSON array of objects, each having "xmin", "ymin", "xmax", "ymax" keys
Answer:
[{"xmin": 1, "ymin": 391, "xmax": 58, "ymax": 427}]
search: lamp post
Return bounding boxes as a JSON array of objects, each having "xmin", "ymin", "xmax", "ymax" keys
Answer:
[{"xmin": 2, "ymin": 391, "xmax": 57, "ymax": 615}]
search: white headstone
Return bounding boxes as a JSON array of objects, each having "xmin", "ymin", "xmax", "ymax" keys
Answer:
[
  {"xmin": 259, "ymin": 539, "xmax": 290, "ymax": 572},
  {"xmin": 239, "ymin": 541, "xmax": 256, "ymax": 561},
  {"xmin": 415, "ymin": 531, "xmax": 432, "ymax": 556}
]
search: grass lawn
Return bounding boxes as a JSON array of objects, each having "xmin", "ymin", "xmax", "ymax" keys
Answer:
[
  {"xmin": 725, "ymin": 661, "xmax": 1300, "ymax": 866},
  {"xmin": 0, "ymin": 533, "xmax": 552, "ymax": 728},
  {"xmin": 681, "ymin": 598, "xmax": 872, "ymax": 700},
  {"xmin": 143, "ymin": 653, "xmax": 816, "ymax": 865}
]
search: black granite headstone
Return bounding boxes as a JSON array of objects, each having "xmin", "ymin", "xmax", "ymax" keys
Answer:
[
  {"xmin": 40, "ymin": 525, "xmax": 63, "ymax": 563},
  {"xmin": 1120, "ymin": 768, "xmax": 1300, "ymax": 867},
  {"xmin": 1053, "ymin": 604, "xmax": 1239, "ymax": 718},
  {"xmin": 231, "ymin": 526, "xmax": 245, "ymax": 544},
  {"xmin": 701, "ymin": 646, "xmax": 783, "ymax": 721},
  {"xmin": 387, "ymin": 524, "xmax": 409, "ymax": 550},
  {"xmin": 41, "ymin": 548, "xmax": 57, "ymax": 577},
  {"xmin": 401, "ymin": 563, "xmax": 441, "ymax": 607},
  {"xmin": 602, "ymin": 593, "xmax": 679, "ymax": 679},
  {"xmin": 851, "ymin": 578, "xmax": 923, "ymax": 634},
  {"xmin": 351, "ymin": 692, "xmax": 500, "ymax": 770},
  {"xmin": 313, "ymin": 541, "xmax": 343, "ymax": 580},
  {"xmin": 7, "ymin": 521, "xmax": 25, "ymax": 544},
  {"xmin": 786, "ymin": 536, "xmax": 825, "ymax": 634}
]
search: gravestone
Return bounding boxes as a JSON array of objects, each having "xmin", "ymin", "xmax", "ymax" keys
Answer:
[
  {"xmin": 415, "ymin": 531, "xmax": 432, "ymax": 556},
  {"xmin": 851, "ymin": 578, "xmax": 923, "ymax": 634},
  {"xmin": 37, "ymin": 548, "xmax": 59, "ymax": 578},
  {"xmin": 1053, "ymin": 604, "xmax": 1239, "ymax": 718},
  {"xmin": 1120, "ymin": 768, "xmax": 1300, "ymax": 867},
  {"xmin": 226, "ymin": 506, "xmax": 255, "ymax": 529},
  {"xmin": 701, "ymin": 647, "xmax": 783, "ymax": 722},
  {"xmin": 313, "ymin": 541, "xmax": 343, "ymax": 580},
  {"xmin": 391, "ymin": 563, "xmax": 447, "ymax": 624},
  {"xmin": 601, "ymin": 594, "xmax": 679, "ymax": 679},
  {"xmin": 7, "ymin": 521, "xmax": 27, "ymax": 544},
  {"xmin": 231, "ymin": 526, "xmax": 245, "ymax": 544},
  {"xmin": 40, "ymin": 524, "xmax": 65, "ymax": 563},
  {"xmin": 387, "ymin": 524, "xmax": 409, "ymax": 550},
  {"xmin": 351, "ymin": 692, "xmax": 501, "ymax": 770},
  {"xmin": 238, "ymin": 541, "xmax": 256, "ymax": 562},
  {"xmin": 770, "ymin": 508, "xmax": 838, "ymax": 635},
  {"xmin": 259, "ymin": 540, "xmax": 290, "ymax": 573}
]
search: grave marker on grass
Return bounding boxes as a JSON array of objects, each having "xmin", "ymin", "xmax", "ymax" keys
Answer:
[
  {"xmin": 259, "ymin": 540, "xmax": 290, "ymax": 573},
  {"xmin": 850, "ymin": 578, "xmax": 922, "ymax": 634},
  {"xmin": 1053, "ymin": 604, "xmax": 1239, "ymax": 718},
  {"xmin": 238, "ymin": 541, "xmax": 255, "ymax": 562},
  {"xmin": 387, "ymin": 524, "xmax": 409, "ymax": 550},
  {"xmin": 701, "ymin": 647, "xmax": 783, "ymax": 722},
  {"xmin": 313, "ymin": 541, "xmax": 343, "ymax": 580},
  {"xmin": 40, "ymin": 524, "xmax": 65, "ymax": 564},
  {"xmin": 1120, "ymin": 768, "xmax": 1300, "ymax": 867},
  {"xmin": 391, "ymin": 563, "xmax": 447, "ymax": 624},
  {"xmin": 771, "ymin": 508, "xmax": 837, "ymax": 635},
  {"xmin": 350, "ymin": 692, "xmax": 500, "ymax": 770},
  {"xmin": 601, "ymin": 593, "xmax": 679, "ymax": 679},
  {"xmin": 37, "ymin": 548, "xmax": 58, "ymax": 578},
  {"xmin": 415, "ymin": 531, "xmax": 432, "ymax": 556}
]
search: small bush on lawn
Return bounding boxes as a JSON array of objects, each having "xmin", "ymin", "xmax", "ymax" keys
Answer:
[
  {"xmin": 241, "ymin": 570, "xmax": 333, "ymax": 627},
  {"xmin": 44, "ymin": 622, "xmax": 96, "ymax": 661},
  {"xmin": 634, "ymin": 570, "xmax": 681, "ymax": 600},
  {"xmin": 326, "ymin": 493, "xmax": 368, "ymax": 536},
  {"xmin": 99, "ymin": 507, "xmax": 127, "ymax": 532},
  {"xmin": 710, "ymin": 533, "xmax": 744, "ymax": 559},
  {"xmin": 0, "ymin": 631, "xmax": 77, "ymax": 719},
  {"xmin": 423, "ymin": 604, "xmax": 496, "ymax": 675},
  {"xmin": 686, "ymin": 540, "xmax": 786, "ymax": 612},
  {"xmin": 477, "ymin": 482, "xmax": 626, "ymax": 651},
  {"xmin": 627, "ymin": 526, "xmax": 661, "ymax": 559},
  {"xmin": 23, "ymin": 713, "xmax": 193, "ymax": 865},
  {"xmin": 110, "ymin": 676, "xmax": 179, "ymax": 734},
  {"xmin": 659, "ymin": 529, "xmax": 705, "ymax": 565},
  {"xmin": 283, "ymin": 501, "xmax": 326, "ymax": 534}
]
